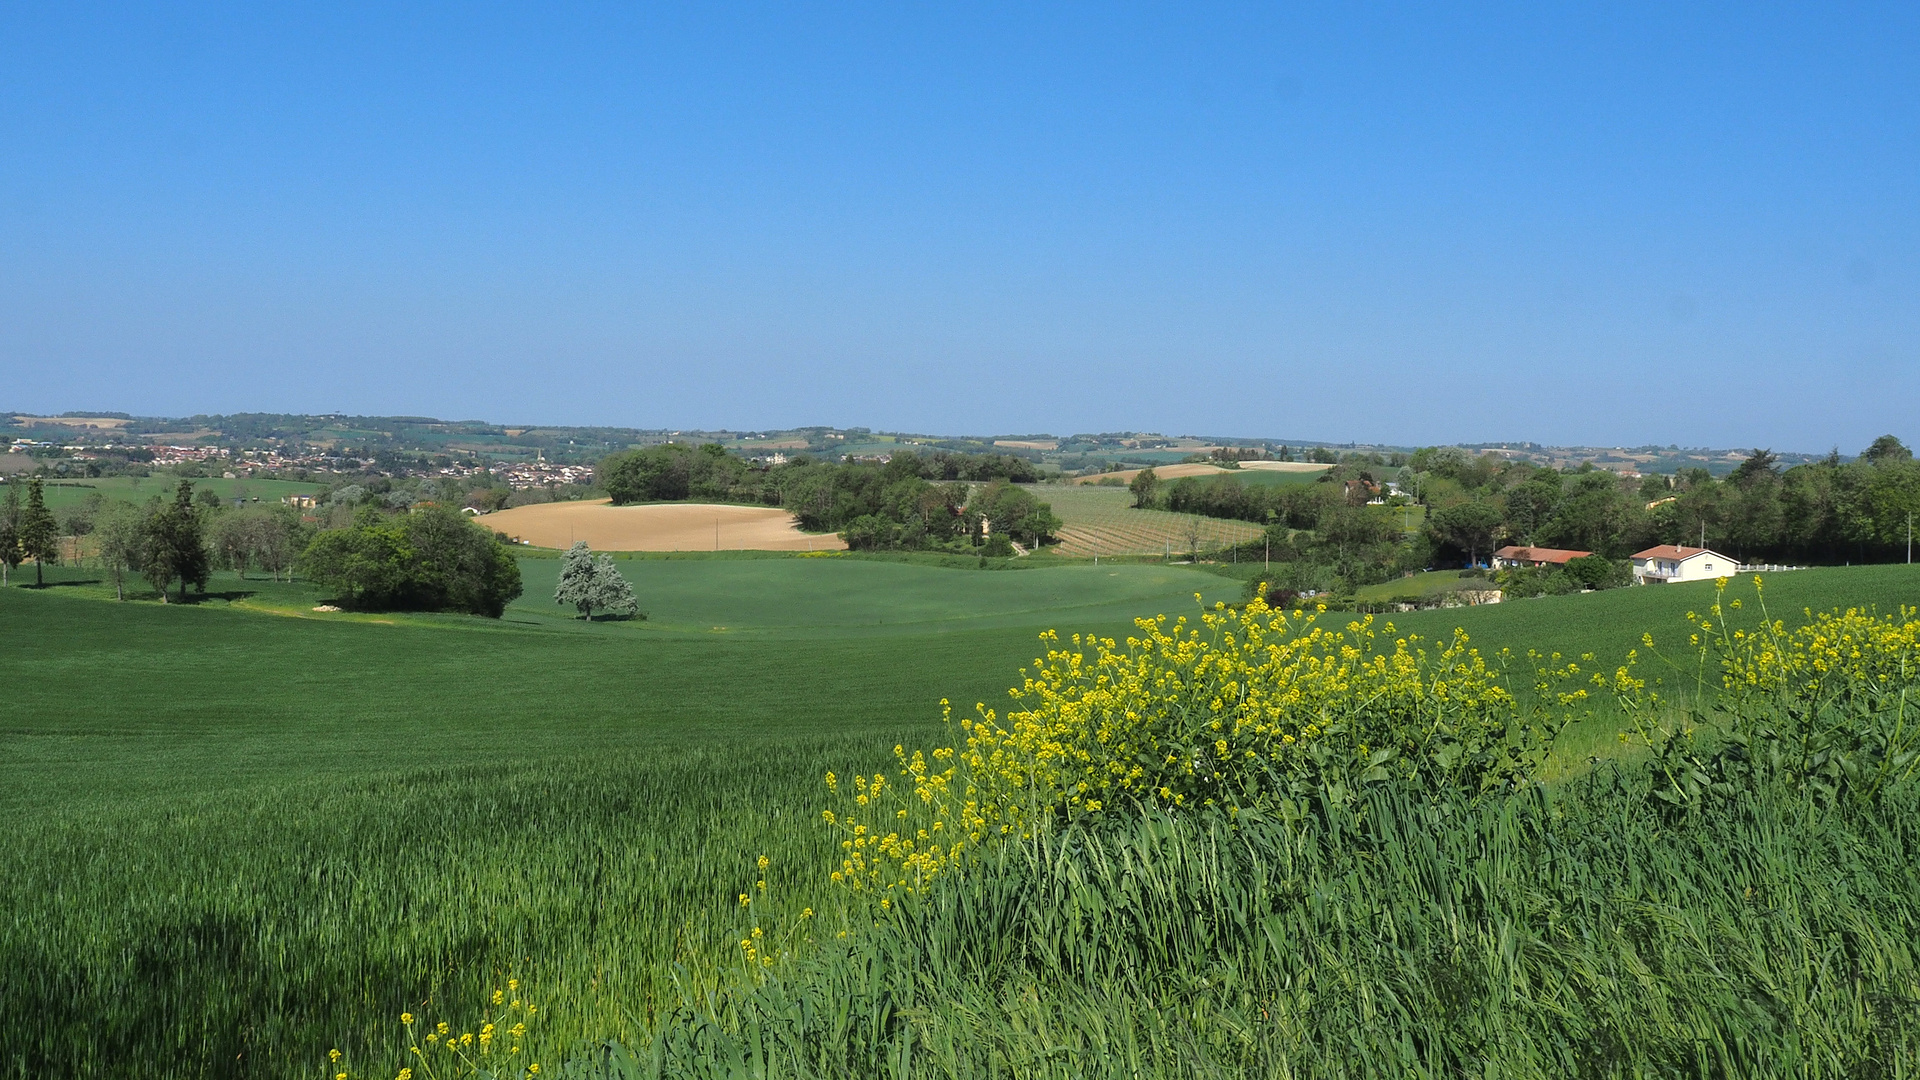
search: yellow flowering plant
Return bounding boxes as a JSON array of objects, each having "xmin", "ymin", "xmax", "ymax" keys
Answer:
[
  {"xmin": 732, "ymin": 854, "xmax": 815, "ymax": 978},
  {"xmin": 827, "ymin": 592, "xmax": 1583, "ymax": 895},
  {"xmin": 1623, "ymin": 577, "xmax": 1920, "ymax": 808},
  {"xmin": 325, "ymin": 979, "xmax": 540, "ymax": 1080}
]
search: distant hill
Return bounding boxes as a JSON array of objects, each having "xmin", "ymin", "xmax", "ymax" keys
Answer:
[{"xmin": 0, "ymin": 411, "xmax": 1843, "ymax": 477}]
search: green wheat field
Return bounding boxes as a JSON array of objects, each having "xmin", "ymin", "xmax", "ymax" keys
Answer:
[{"xmin": 4, "ymin": 558, "xmax": 1920, "ymax": 1076}]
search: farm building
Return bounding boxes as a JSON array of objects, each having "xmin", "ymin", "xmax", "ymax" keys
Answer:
[
  {"xmin": 1491, "ymin": 545, "xmax": 1593, "ymax": 570},
  {"xmin": 1630, "ymin": 545, "xmax": 1737, "ymax": 584}
]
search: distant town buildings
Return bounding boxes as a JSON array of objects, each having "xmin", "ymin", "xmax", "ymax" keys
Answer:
[{"xmin": 494, "ymin": 461, "xmax": 594, "ymax": 489}]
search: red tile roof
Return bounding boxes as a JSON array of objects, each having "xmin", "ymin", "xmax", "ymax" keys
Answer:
[
  {"xmin": 1492, "ymin": 545, "xmax": 1592, "ymax": 565},
  {"xmin": 1630, "ymin": 545, "xmax": 1729, "ymax": 561}
]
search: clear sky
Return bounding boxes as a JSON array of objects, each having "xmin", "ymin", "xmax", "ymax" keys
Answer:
[{"xmin": 2, "ymin": 3, "xmax": 1915, "ymax": 451}]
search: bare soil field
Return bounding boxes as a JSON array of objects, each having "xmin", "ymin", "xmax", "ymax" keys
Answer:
[
  {"xmin": 1238, "ymin": 461, "xmax": 1335, "ymax": 474},
  {"xmin": 1070, "ymin": 462, "xmax": 1233, "ymax": 485},
  {"xmin": 1073, "ymin": 461, "xmax": 1334, "ymax": 485},
  {"xmin": 478, "ymin": 500, "xmax": 846, "ymax": 552},
  {"xmin": 13, "ymin": 414, "xmax": 132, "ymax": 429}
]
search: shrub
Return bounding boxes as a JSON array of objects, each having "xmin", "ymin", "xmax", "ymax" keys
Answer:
[{"xmin": 299, "ymin": 505, "xmax": 524, "ymax": 617}]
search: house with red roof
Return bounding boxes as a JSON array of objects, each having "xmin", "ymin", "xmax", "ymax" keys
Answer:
[
  {"xmin": 1491, "ymin": 545, "xmax": 1593, "ymax": 570},
  {"xmin": 1630, "ymin": 545, "xmax": 1737, "ymax": 585}
]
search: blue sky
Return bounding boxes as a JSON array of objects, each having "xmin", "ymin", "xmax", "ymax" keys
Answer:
[{"xmin": 2, "ymin": 3, "xmax": 1915, "ymax": 451}]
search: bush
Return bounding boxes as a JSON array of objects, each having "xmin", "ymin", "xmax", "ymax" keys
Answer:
[{"xmin": 299, "ymin": 505, "xmax": 524, "ymax": 617}]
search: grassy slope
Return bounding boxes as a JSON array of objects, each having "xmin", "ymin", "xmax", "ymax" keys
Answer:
[
  {"xmin": 3, "ymin": 559, "xmax": 1246, "ymax": 812},
  {"xmin": 1351, "ymin": 568, "xmax": 1470, "ymax": 601},
  {"xmin": 1224, "ymin": 467, "xmax": 1322, "ymax": 487},
  {"xmin": 512, "ymin": 557, "xmax": 1243, "ymax": 636},
  {"xmin": 5, "ymin": 560, "xmax": 1919, "ymax": 1076}
]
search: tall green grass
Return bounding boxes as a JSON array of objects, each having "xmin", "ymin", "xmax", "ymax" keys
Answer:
[
  {"xmin": 3, "ymin": 739, "xmax": 871, "ymax": 1077},
  {"xmin": 612, "ymin": 777, "xmax": 1920, "ymax": 1078}
]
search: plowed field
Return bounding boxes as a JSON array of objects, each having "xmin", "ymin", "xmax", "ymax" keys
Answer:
[
  {"xmin": 477, "ymin": 499, "xmax": 844, "ymax": 551},
  {"xmin": 1041, "ymin": 485, "xmax": 1264, "ymax": 556}
]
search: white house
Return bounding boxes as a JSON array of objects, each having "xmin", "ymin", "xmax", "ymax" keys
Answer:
[{"xmin": 1629, "ymin": 545, "xmax": 1737, "ymax": 585}]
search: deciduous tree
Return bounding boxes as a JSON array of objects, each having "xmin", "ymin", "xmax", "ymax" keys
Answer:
[
  {"xmin": 0, "ymin": 479, "xmax": 21, "ymax": 586},
  {"xmin": 94, "ymin": 501, "xmax": 147, "ymax": 601},
  {"xmin": 1129, "ymin": 467, "xmax": 1160, "ymax": 509},
  {"xmin": 555, "ymin": 541, "xmax": 599, "ymax": 618},
  {"xmin": 589, "ymin": 553, "xmax": 637, "ymax": 619}
]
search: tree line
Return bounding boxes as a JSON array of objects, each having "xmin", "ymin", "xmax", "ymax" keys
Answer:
[
  {"xmin": 1127, "ymin": 437, "xmax": 1920, "ymax": 590},
  {"xmin": 1, "ymin": 477, "xmax": 226, "ymax": 600},
  {"xmin": 2, "ymin": 476, "xmax": 522, "ymax": 616},
  {"xmin": 596, "ymin": 446, "xmax": 1061, "ymax": 552},
  {"xmin": 1413, "ymin": 436, "xmax": 1920, "ymax": 567}
]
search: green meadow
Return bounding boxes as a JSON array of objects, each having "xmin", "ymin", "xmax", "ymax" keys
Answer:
[
  {"xmin": 1221, "ymin": 466, "xmax": 1325, "ymax": 487},
  {"xmin": 4, "ymin": 558, "xmax": 1919, "ymax": 1076},
  {"xmin": 27, "ymin": 475, "xmax": 328, "ymax": 512}
]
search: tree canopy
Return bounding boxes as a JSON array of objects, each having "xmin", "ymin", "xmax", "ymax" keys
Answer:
[
  {"xmin": 299, "ymin": 504, "xmax": 523, "ymax": 616},
  {"xmin": 555, "ymin": 541, "xmax": 638, "ymax": 620},
  {"xmin": 138, "ymin": 481, "xmax": 213, "ymax": 602}
]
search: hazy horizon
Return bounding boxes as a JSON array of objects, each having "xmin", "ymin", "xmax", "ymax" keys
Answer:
[{"xmin": 4, "ymin": 5, "xmax": 1915, "ymax": 450}]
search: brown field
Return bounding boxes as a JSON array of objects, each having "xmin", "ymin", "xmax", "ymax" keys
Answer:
[
  {"xmin": 993, "ymin": 439, "xmax": 1059, "ymax": 450},
  {"xmin": 13, "ymin": 415, "xmax": 131, "ymax": 429},
  {"xmin": 1073, "ymin": 461, "xmax": 1334, "ymax": 485},
  {"xmin": 476, "ymin": 500, "xmax": 846, "ymax": 552},
  {"xmin": 1071, "ymin": 462, "xmax": 1232, "ymax": 485},
  {"xmin": 1238, "ymin": 461, "xmax": 1336, "ymax": 474}
]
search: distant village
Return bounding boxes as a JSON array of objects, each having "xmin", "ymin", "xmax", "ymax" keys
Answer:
[{"xmin": 3, "ymin": 432, "xmax": 593, "ymax": 490}]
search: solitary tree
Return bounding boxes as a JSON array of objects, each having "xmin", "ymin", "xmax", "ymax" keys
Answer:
[
  {"xmin": 1129, "ymin": 467, "xmax": 1161, "ymax": 509},
  {"xmin": 555, "ymin": 542, "xmax": 638, "ymax": 620},
  {"xmin": 18, "ymin": 478, "xmax": 60, "ymax": 585},
  {"xmin": 555, "ymin": 541, "xmax": 600, "ymax": 618}
]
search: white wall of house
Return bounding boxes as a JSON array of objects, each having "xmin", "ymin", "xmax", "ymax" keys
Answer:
[{"xmin": 1633, "ymin": 550, "xmax": 1735, "ymax": 584}]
